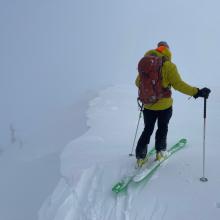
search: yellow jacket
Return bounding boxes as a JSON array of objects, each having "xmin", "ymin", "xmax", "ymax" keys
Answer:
[{"xmin": 135, "ymin": 47, "xmax": 198, "ymax": 110}]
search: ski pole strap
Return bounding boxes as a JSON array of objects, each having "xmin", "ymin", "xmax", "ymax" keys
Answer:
[
  {"xmin": 137, "ymin": 98, "xmax": 144, "ymax": 111},
  {"xmin": 204, "ymin": 98, "xmax": 207, "ymax": 119}
]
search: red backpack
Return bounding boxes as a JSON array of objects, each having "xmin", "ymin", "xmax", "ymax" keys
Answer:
[{"xmin": 137, "ymin": 55, "xmax": 171, "ymax": 105}]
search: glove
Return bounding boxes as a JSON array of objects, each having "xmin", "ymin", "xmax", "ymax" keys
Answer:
[{"xmin": 193, "ymin": 87, "xmax": 211, "ymax": 99}]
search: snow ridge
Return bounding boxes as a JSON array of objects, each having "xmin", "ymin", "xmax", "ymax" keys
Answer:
[{"xmin": 39, "ymin": 85, "xmax": 220, "ymax": 220}]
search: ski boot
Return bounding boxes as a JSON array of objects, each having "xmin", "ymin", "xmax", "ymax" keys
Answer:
[
  {"xmin": 136, "ymin": 146, "xmax": 148, "ymax": 168},
  {"xmin": 136, "ymin": 157, "xmax": 148, "ymax": 168},
  {"xmin": 156, "ymin": 150, "xmax": 169, "ymax": 161}
]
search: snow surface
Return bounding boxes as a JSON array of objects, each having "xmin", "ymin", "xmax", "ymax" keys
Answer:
[{"xmin": 39, "ymin": 84, "xmax": 220, "ymax": 220}]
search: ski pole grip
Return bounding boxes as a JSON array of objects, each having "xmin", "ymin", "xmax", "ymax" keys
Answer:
[{"xmin": 204, "ymin": 98, "xmax": 207, "ymax": 119}]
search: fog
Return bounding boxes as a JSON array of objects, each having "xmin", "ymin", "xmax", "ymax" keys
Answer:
[{"xmin": 0, "ymin": 0, "xmax": 219, "ymax": 220}]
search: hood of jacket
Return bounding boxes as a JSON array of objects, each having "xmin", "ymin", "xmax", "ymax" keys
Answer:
[{"xmin": 144, "ymin": 46, "xmax": 172, "ymax": 61}]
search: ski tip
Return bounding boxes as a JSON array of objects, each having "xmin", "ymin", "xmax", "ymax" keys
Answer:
[
  {"xmin": 112, "ymin": 187, "xmax": 123, "ymax": 193},
  {"xmin": 112, "ymin": 182, "xmax": 125, "ymax": 193},
  {"xmin": 112, "ymin": 188, "xmax": 119, "ymax": 193},
  {"xmin": 179, "ymin": 138, "xmax": 187, "ymax": 144},
  {"xmin": 112, "ymin": 184, "xmax": 121, "ymax": 193}
]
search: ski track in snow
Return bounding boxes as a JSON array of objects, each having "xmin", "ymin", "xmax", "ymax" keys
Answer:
[
  {"xmin": 72, "ymin": 166, "xmax": 105, "ymax": 220},
  {"xmin": 70, "ymin": 162, "xmax": 169, "ymax": 220},
  {"xmin": 72, "ymin": 163, "xmax": 135, "ymax": 220},
  {"xmin": 149, "ymin": 198, "xmax": 168, "ymax": 220}
]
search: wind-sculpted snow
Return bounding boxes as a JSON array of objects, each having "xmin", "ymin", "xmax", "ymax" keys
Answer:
[{"xmin": 39, "ymin": 85, "xmax": 220, "ymax": 220}]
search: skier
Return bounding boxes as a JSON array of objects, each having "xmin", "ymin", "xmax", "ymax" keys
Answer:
[{"xmin": 135, "ymin": 41, "xmax": 211, "ymax": 167}]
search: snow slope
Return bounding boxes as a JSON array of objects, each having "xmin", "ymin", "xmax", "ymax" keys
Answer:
[{"xmin": 39, "ymin": 84, "xmax": 220, "ymax": 220}]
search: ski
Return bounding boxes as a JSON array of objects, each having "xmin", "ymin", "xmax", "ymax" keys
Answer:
[
  {"xmin": 112, "ymin": 147, "xmax": 156, "ymax": 193},
  {"xmin": 133, "ymin": 138, "xmax": 187, "ymax": 182},
  {"xmin": 112, "ymin": 138, "xmax": 187, "ymax": 193}
]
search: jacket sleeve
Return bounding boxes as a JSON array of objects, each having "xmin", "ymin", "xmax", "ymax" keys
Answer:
[{"xmin": 166, "ymin": 63, "xmax": 198, "ymax": 96}]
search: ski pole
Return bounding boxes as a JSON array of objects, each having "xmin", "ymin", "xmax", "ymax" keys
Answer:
[
  {"xmin": 200, "ymin": 97, "xmax": 208, "ymax": 182},
  {"xmin": 129, "ymin": 101, "xmax": 143, "ymax": 157}
]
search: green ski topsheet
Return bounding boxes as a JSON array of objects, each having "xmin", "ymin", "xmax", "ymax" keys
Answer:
[
  {"xmin": 112, "ymin": 146, "xmax": 156, "ymax": 193},
  {"xmin": 112, "ymin": 138, "xmax": 187, "ymax": 193}
]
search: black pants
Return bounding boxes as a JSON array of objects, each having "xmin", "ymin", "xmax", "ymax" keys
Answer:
[{"xmin": 135, "ymin": 107, "xmax": 172, "ymax": 159}]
